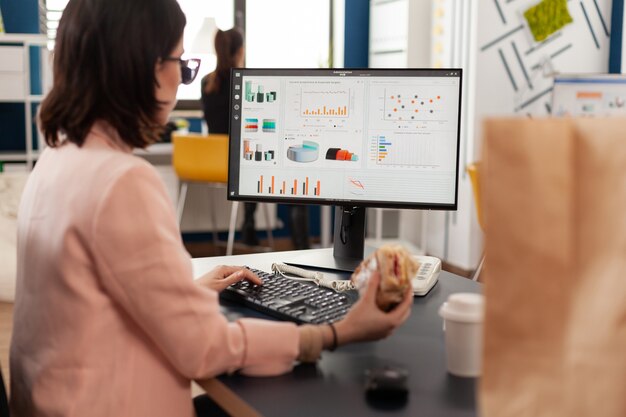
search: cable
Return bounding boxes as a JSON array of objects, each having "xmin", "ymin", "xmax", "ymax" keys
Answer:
[{"xmin": 271, "ymin": 263, "xmax": 355, "ymax": 293}]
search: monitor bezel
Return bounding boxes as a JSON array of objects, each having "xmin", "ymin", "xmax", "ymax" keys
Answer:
[{"xmin": 227, "ymin": 68, "xmax": 463, "ymax": 211}]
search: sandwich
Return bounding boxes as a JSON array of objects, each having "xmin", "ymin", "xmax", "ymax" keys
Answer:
[{"xmin": 352, "ymin": 245, "xmax": 419, "ymax": 311}]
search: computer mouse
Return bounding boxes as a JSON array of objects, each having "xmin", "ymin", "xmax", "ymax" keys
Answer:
[{"xmin": 364, "ymin": 366, "xmax": 409, "ymax": 403}]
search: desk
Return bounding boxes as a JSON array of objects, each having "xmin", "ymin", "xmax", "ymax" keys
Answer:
[{"xmin": 193, "ymin": 248, "xmax": 480, "ymax": 417}]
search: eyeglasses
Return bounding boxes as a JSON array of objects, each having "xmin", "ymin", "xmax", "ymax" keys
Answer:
[{"xmin": 163, "ymin": 57, "xmax": 201, "ymax": 85}]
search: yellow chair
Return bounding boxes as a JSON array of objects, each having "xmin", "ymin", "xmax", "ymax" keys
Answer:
[
  {"xmin": 172, "ymin": 133, "xmax": 274, "ymax": 255},
  {"xmin": 466, "ymin": 162, "xmax": 484, "ymax": 281}
]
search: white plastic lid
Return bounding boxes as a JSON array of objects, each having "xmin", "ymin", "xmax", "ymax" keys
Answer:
[{"xmin": 439, "ymin": 292, "xmax": 484, "ymax": 323}]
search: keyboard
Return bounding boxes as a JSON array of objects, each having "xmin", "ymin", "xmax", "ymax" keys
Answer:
[{"xmin": 220, "ymin": 267, "xmax": 357, "ymax": 324}]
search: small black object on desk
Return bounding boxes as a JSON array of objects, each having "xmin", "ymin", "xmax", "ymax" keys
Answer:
[{"xmin": 365, "ymin": 366, "xmax": 409, "ymax": 409}]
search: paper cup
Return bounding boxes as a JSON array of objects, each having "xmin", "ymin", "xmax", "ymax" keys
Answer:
[{"xmin": 439, "ymin": 293, "xmax": 484, "ymax": 377}]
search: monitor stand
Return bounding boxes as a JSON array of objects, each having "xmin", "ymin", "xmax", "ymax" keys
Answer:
[{"xmin": 286, "ymin": 206, "xmax": 373, "ymax": 273}]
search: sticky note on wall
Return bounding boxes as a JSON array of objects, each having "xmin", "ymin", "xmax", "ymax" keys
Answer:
[{"xmin": 524, "ymin": 0, "xmax": 573, "ymax": 42}]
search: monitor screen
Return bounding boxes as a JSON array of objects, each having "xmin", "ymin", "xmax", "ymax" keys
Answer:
[
  {"xmin": 552, "ymin": 74, "xmax": 626, "ymax": 117},
  {"xmin": 228, "ymin": 68, "xmax": 463, "ymax": 211}
]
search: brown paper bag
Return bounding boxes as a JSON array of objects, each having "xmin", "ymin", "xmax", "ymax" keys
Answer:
[{"xmin": 479, "ymin": 118, "xmax": 626, "ymax": 417}]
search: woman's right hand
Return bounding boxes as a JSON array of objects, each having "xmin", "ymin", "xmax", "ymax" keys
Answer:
[{"xmin": 333, "ymin": 269, "xmax": 413, "ymax": 346}]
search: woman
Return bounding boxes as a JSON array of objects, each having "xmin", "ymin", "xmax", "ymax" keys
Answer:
[
  {"xmin": 9, "ymin": 1, "xmax": 412, "ymax": 416},
  {"xmin": 201, "ymin": 28, "xmax": 243, "ymax": 136},
  {"xmin": 201, "ymin": 28, "xmax": 261, "ymax": 246},
  {"xmin": 201, "ymin": 29, "xmax": 310, "ymax": 249}
]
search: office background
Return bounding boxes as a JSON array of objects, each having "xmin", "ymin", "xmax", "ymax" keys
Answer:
[{"xmin": 1, "ymin": 0, "xmax": 625, "ymax": 275}]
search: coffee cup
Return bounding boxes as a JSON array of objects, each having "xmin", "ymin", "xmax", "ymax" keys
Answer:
[{"xmin": 438, "ymin": 292, "xmax": 484, "ymax": 377}]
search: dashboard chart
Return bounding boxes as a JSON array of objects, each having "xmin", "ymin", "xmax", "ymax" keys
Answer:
[
  {"xmin": 370, "ymin": 82, "xmax": 459, "ymax": 129},
  {"xmin": 254, "ymin": 174, "xmax": 322, "ymax": 196},
  {"xmin": 231, "ymin": 70, "xmax": 461, "ymax": 207},
  {"xmin": 300, "ymin": 88, "xmax": 350, "ymax": 117},
  {"xmin": 383, "ymin": 89, "xmax": 443, "ymax": 121},
  {"xmin": 373, "ymin": 134, "xmax": 446, "ymax": 167}
]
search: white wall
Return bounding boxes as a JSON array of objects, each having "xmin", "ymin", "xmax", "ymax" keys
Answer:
[
  {"xmin": 422, "ymin": 0, "xmax": 613, "ymax": 271},
  {"xmin": 424, "ymin": 0, "xmax": 481, "ymax": 270},
  {"xmin": 367, "ymin": 0, "xmax": 434, "ymax": 255}
]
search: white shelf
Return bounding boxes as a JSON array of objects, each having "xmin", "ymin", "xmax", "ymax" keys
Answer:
[
  {"xmin": 0, "ymin": 151, "xmax": 40, "ymax": 162},
  {"xmin": 0, "ymin": 153, "xmax": 29, "ymax": 161},
  {"xmin": 0, "ymin": 34, "xmax": 49, "ymax": 169},
  {"xmin": 0, "ymin": 95, "xmax": 45, "ymax": 104},
  {"xmin": 0, "ymin": 34, "xmax": 48, "ymax": 45}
]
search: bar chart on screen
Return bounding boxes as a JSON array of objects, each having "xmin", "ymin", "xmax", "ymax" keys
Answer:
[
  {"xmin": 255, "ymin": 175, "xmax": 322, "ymax": 197},
  {"xmin": 372, "ymin": 134, "xmax": 440, "ymax": 167},
  {"xmin": 299, "ymin": 88, "xmax": 350, "ymax": 117},
  {"xmin": 283, "ymin": 78, "xmax": 366, "ymax": 132}
]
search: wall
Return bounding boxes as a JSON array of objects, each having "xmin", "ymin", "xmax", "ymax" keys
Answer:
[
  {"xmin": 366, "ymin": 0, "xmax": 434, "ymax": 254},
  {"xmin": 0, "ymin": 0, "xmax": 38, "ymax": 33},
  {"xmin": 344, "ymin": 0, "xmax": 369, "ymax": 68},
  {"xmin": 425, "ymin": 0, "xmax": 615, "ymax": 272},
  {"xmin": 609, "ymin": 0, "xmax": 624, "ymax": 72}
]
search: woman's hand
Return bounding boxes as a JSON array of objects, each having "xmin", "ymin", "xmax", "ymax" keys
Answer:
[
  {"xmin": 196, "ymin": 265, "xmax": 262, "ymax": 292},
  {"xmin": 333, "ymin": 270, "xmax": 413, "ymax": 345}
]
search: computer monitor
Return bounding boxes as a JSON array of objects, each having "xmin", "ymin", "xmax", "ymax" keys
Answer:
[
  {"xmin": 228, "ymin": 68, "xmax": 462, "ymax": 271},
  {"xmin": 551, "ymin": 74, "xmax": 626, "ymax": 117}
]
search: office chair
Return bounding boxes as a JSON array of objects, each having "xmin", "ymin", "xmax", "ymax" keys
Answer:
[
  {"xmin": 467, "ymin": 162, "xmax": 484, "ymax": 282},
  {"xmin": 172, "ymin": 133, "xmax": 274, "ymax": 255}
]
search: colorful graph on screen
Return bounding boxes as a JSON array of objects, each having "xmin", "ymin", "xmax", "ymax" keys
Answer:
[
  {"xmin": 348, "ymin": 177, "xmax": 366, "ymax": 195},
  {"xmin": 383, "ymin": 89, "xmax": 443, "ymax": 121},
  {"xmin": 374, "ymin": 135, "xmax": 439, "ymax": 167},
  {"xmin": 300, "ymin": 88, "xmax": 350, "ymax": 118},
  {"xmin": 255, "ymin": 175, "xmax": 322, "ymax": 196}
]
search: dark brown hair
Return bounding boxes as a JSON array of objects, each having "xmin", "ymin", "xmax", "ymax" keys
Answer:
[
  {"xmin": 204, "ymin": 28, "xmax": 244, "ymax": 95},
  {"xmin": 39, "ymin": 0, "xmax": 186, "ymax": 148}
]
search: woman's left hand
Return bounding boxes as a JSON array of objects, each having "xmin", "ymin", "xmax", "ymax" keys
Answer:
[{"xmin": 196, "ymin": 265, "xmax": 263, "ymax": 292}]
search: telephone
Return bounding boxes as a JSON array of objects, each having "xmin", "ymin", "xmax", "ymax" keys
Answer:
[
  {"xmin": 411, "ymin": 255, "xmax": 441, "ymax": 296},
  {"xmin": 271, "ymin": 255, "xmax": 441, "ymax": 297}
]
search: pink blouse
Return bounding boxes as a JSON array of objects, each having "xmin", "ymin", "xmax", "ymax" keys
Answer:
[{"xmin": 10, "ymin": 123, "xmax": 299, "ymax": 417}]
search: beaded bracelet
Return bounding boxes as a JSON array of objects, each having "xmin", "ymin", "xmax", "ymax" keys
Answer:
[{"xmin": 298, "ymin": 326, "xmax": 323, "ymax": 363}]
